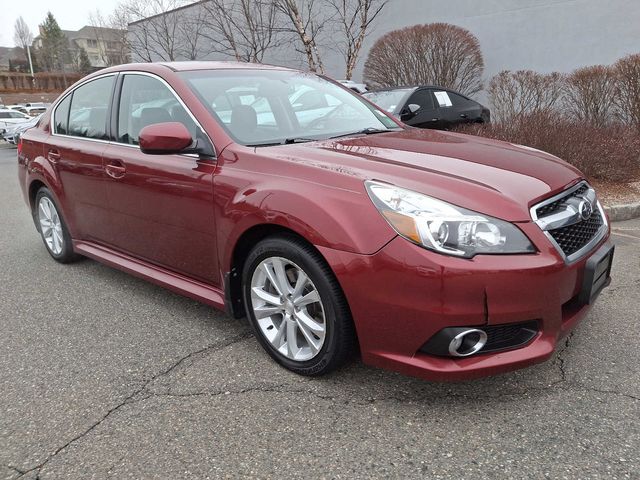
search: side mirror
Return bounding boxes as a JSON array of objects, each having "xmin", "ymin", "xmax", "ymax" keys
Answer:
[
  {"xmin": 139, "ymin": 122, "xmax": 193, "ymax": 155},
  {"xmin": 401, "ymin": 103, "xmax": 421, "ymax": 121}
]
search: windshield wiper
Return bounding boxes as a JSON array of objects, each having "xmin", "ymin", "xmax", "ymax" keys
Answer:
[
  {"xmin": 247, "ymin": 128, "xmax": 399, "ymax": 147},
  {"xmin": 247, "ymin": 138, "xmax": 317, "ymax": 147},
  {"xmin": 328, "ymin": 127, "xmax": 400, "ymax": 139},
  {"xmin": 283, "ymin": 137, "xmax": 317, "ymax": 144}
]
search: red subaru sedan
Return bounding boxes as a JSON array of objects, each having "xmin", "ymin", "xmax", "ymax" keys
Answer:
[{"xmin": 18, "ymin": 62, "xmax": 613, "ymax": 381}]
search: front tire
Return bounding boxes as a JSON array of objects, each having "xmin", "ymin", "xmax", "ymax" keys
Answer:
[
  {"xmin": 34, "ymin": 187, "xmax": 79, "ymax": 263},
  {"xmin": 242, "ymin": 235, "xmax": 355, "ymax": 376}
]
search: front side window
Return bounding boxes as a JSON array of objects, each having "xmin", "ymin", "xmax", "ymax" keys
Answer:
[
  {"xmin": 181, "ymin": 69, "xmax": 399, "ymax": 146},
  {"xmin": 407, "ymin": 90, "xmax": 435, "ymax": 111},
  {"xmin": 117, "ymin": 74, "xmax": 197, "ymax": 145},
  {"xmin": 67, "ymin": 76, "xmax": 115, "ymax": 139}
]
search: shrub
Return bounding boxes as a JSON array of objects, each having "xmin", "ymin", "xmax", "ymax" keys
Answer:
[
  {"xmin": 613, "ymin": 53, "xmax": 640, "ymax": 128},
  {"xmin": 363, "ymin": 23, "xmax": 484, "ymax": 95},
  {"xmin": 563, "ymin": 65, "xmax": 617, "ymax": 127},
  {"xmin": 458, "ymin": 112, "xmax": 640, "ymax": 182},
  {"xmin": 487, "ymin": 70, "xmax": 565, "ymax": 123}
]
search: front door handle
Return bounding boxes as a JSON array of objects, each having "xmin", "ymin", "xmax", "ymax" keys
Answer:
[
  {"xmin": 47, "ymin": 149, "xmax": 61, "ymax": 163},
  {"xmin": 105, "ymin": 160, "xmax": 126, "ymax": 179},
  {"xmin": 460, "ymin": 114, "xmax": 468, "ymax": 119}
]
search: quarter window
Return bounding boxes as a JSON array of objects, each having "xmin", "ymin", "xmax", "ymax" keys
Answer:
[
  {"xmin": 54, "ymin": 95, "xmax": 71, "ymax": 134},
  {"xmin": 117, "ymin": 74, "xmax": 197, "ymax": 146},
  {"xmin": 67, "ymin": 76, "xmax": 115, "ymax": 140}
]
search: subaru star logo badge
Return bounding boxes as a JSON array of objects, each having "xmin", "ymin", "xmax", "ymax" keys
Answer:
[{"xmin": 579, "ymin": 199, "xmax": 593, "ymax": 220}]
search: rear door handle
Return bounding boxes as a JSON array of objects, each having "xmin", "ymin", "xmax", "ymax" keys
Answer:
[
  {"xmin": 105, "ymin": 160, "xmax": 126, "ymax": 179},
  {"xmin": 47, "ymin": 149, "xmax": 61, "ymax": 163},
  {"xmin": 460, "ymin": 114, "xmax": 468, "ymax": 119}
]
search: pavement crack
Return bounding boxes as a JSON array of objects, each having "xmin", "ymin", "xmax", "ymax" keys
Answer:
[
  {"xmin": 554, "ymin": 331, "xmax": 575, "ymax": 382},
  {"xmin": 4, "ymin": 465, "xmax": 26, "ymax": 476},
  {"xmin": 13, "ymin": 330, "xmax": 253, "ymax": 479}
]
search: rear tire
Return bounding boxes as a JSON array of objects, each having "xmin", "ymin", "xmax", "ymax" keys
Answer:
[
  {"xmin": 242, "ymin": 235, "xmax": 355, "ymax": 376},
  {"xmin": 34, "ymin": 187, "xmax": 79, "ymax": 263}
]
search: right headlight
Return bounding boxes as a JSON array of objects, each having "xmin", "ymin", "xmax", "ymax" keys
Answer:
[{"xmin": 365, "ymin": 181, "xmax": 536, "ymax": 258}]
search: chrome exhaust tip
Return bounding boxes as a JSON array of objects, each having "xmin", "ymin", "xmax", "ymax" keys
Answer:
[{"xmin": 448, "ymin": 329, "xmax": 488, "ymax": 357}]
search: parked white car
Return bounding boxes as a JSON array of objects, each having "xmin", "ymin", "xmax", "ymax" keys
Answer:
[
  {"xmin": 0, "ymin": 108, "xmax": 31, "ymax": 135},
  {"xmin": 2, "ymin": 113, "xmax": 43, "ymax": 144}
]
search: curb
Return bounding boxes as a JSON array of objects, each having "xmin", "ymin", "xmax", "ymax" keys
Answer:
[{"xmin": 604, "ymin": 203, "xmax": 640, "ymax": 222}]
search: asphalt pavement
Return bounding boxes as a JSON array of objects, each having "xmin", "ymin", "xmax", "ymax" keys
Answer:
[{"xmin": 0, "ymin": 143, "xmax": 638, "ymax": 479}]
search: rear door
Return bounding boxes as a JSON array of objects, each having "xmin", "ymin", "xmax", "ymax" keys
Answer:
[
  {"xmin": 101, "ymin": 72, "xmax": 220, "ymax": 285},
  {"xmin": 433, "ymin": 90, "xmax": 480, "ymax": 127},
  {"xmin": 47, "ymin": 74, "xmax": 116, "ymax": 243}
]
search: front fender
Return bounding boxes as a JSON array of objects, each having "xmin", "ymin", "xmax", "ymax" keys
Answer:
[{"xmin": 215, "ymin": 167, "xmax": 396, "ymax": 273}]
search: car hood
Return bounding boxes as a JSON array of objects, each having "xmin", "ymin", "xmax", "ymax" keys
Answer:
[{"xmin": 267, "ymin": 128, "xmax": 583, "ymax": 222}]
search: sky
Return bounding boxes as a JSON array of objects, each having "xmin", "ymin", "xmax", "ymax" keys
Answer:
[{"xmin": 1, "ymin": 0, "xmax": 122, "ymax": 47}]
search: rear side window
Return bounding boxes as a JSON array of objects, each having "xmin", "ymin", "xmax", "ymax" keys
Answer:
[
  {"xmin": 117, "ymin": 74, "xmax": 197, "ymax": 145},
  {"xmin": 68, "ymin": 76, "xmax": 115, "ymax": 140},
  {"xmin": 54, "ymin": 95, "xmax": 71, "ymax": 134},
  {"xmin": 448, "ymin": 92, "xmax": 475, "ymax": 108}
]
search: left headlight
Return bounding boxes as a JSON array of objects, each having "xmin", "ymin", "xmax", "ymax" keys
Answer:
[{"xmin": 365, "ymin": 180, "xmax": 536, "ymax": 258}]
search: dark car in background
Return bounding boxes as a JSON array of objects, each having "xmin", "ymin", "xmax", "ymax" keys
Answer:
[{"xmin": 364, "ymin": 86, "xmax": 490, "ymax": 130}]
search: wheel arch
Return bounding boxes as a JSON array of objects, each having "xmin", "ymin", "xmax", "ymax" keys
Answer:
[{"xmin": 225, "ymin": 223, "xmax": 355, "ymax": 339}]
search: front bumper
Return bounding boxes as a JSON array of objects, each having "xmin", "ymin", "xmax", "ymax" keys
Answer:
[{"xmin": 318, "ymin": 221, "xmax": 612, "ymax": 381}]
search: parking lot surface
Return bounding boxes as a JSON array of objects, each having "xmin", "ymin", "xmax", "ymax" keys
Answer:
[{"xmin": 0, "ymin": 144, "xmax": 638, "ymax": 479}]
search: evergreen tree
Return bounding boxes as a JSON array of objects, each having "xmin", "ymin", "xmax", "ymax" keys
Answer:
[
  {"xmin": 76, "ymin": 47, "xmax": 92, "ymax": 74},
  {"xmin": 39, "ymin": 12, "xmax": 70, "ymax": 73}
]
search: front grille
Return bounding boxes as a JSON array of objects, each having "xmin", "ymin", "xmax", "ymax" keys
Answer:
[
  {"xmin": 548, "ymin": 208, "xmax": 604, "ymax": 256},
  {"xmin": 532, "ymin": 182, "xmax": 606, "ymax": 261},
  {"xmin": 536, "ymin": 184, "xmax": 588, "ymax": 217}
]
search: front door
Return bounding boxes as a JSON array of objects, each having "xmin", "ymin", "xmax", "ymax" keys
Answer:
[
  {"xmin": 402, "ymin": 89, "xmax": 445, "ymax": 130},
  {"xmin": 102, "ymin": 73, "xmax": 220, "ymax": 286}
]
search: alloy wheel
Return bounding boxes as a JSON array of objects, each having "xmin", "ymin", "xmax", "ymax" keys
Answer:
[
  {"xmin": 38, "ymin": 196, "xmax": 64, "ymax": 255},
  {"xmin": 250, "ymin": 256, "xmax": 327, "ymax": 361}
]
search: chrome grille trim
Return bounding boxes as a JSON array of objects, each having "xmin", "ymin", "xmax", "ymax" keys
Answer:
[{"xmin": 531, "ymin": 181, "xmax": 608, "ymax": 263}]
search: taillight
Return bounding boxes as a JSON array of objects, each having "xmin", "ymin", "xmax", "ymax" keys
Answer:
[{"xmin": 17, "ymin": 136, "xmax": 23, "ymax": 155}]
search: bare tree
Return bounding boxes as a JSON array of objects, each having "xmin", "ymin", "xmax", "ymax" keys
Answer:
[
  {"xmin": 364, "ymin": 23, "xmax": 485, "ymax": 95},
  {"xmin": 13, "ymin": 16, "xmax": 34, "ymax": 67},
  {"xmin": 488, "ymin": 70, "xmax": 565, "ymax": 123},
  {"xmin": 89, "ymin": 10, "xmax": 131, "ymax": 66},
  {"xmin": 613, "ymin": 53, "xmax": 640, "ymax": 129},
  {"xmin": 201, "ymin": 0, "xmax": 281, "ymax": 62},
  {"xmin": 121, "ymin": 0, "xmax": 193, "ymax": 62},
  {"xmin": 564, "ymin": 65, "xmax": 617, "ymax": 127},
  {"xmin": 326, "ymin": 0, "xmax": 386, "ymax": 80},
  {"xmin": 274, "ymin": 0, "xmax": 328, "ymax": 73},
  {"xmin": 13, "ymin": 17, "xmax": 33, "ymax": 50}
]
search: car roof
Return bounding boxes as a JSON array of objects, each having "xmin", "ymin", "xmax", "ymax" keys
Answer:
[
  {"xmin": 0, "ymin": 108, "xmax": 27, "ymax": 112},
  {"xmin": 96, "ymin": 61, "xmax": 297, "ymax": 75},
  {"xmin": 367, "ymin": 85, "xmax": 455, "ymax": 93}
]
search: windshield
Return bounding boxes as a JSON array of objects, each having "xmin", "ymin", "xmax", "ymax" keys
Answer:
[
  {"xmin": 364, "ymin": 89, "xmax": 412, "ymax": 113},
  {"xmin": 180, "ymin": 69, "xmax": 399, "ymax": 146}
]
